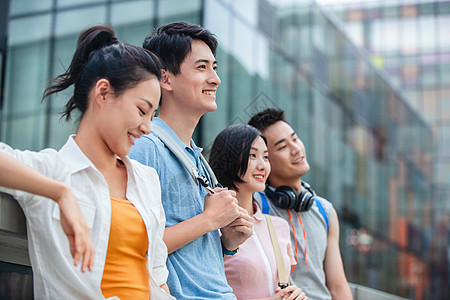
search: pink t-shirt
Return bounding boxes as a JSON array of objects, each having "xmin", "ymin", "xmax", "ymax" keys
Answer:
[{"xmin": 224, "ymin": 205, "xmax": 296, "ymax": 299}]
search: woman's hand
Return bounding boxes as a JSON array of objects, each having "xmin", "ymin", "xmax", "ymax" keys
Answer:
[
  {"xmin": 57, "ymin": 186, "xmax": 95, "ymax": 272},
  {"xmin": 274, "ymin": 285, "xmax": 308, "ymax": 300}
]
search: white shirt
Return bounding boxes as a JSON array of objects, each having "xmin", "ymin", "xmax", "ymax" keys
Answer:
[{"xmin": 0, "ymin": 136, "xmax": 174, "ymax": 299}]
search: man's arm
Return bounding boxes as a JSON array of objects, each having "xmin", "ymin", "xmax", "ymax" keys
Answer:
[
  {"xmin": 163, "ymin": 188, "xmax": 251, "ymax": 254},
  {"xmin": 324, "ymin": 208, "xmax": 353, "ymax": 300}
]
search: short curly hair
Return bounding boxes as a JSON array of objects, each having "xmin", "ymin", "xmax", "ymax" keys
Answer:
[{"xmin": 248, "ymin": 108, "xmax": 288, "ymax": 133}]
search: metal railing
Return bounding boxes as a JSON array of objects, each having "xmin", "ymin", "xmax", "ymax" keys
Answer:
[{"xmin": 350, "ymin": 283, "xmax": 411, "ymax": 300}]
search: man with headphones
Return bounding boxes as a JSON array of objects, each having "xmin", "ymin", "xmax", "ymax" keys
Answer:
[{"xmin": 249, "ymin": 109, "xmax": 352, "ymax": 300}]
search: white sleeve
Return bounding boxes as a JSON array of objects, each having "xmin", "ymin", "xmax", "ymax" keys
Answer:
[
  {"xmin": 0, "ymin": 142, "xmax": 58, "ymax": 206},
  {"xmin": 149, "ymin": 173, "xmax": 169, "ymax": 286}
]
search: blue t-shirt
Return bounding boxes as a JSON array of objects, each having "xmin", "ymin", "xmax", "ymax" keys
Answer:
[{"xmin": 129, "ymin": 118, "xmax": 236, "ymax": 299}]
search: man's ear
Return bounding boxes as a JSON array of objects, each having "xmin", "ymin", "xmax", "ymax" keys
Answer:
[
  {"xmin": 160, "ymin": 69, "xmax": 173, "ymax": 92},
  {"xmin": 94, "ymin": 79, "xmax": 112, "ymax": 107}
]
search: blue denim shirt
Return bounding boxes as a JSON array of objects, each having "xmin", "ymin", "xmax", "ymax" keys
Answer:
[{"xmin": 129, "ymin": 118, "xmax": 236, "ymax": 299}]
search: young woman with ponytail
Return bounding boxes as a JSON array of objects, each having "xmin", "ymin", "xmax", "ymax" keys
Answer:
[{"xmin": 0, "ymin": 25, "xmax": 174, "ymax": 299}]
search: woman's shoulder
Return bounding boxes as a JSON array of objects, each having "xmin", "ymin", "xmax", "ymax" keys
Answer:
[
  {"xmin": 128, "ymin": 158, "xmax": 159, "ymax": 179},
  {"xmin": 1, "ymin": 142, "xmax": 62, "ymax": 173},
  {"xmin": 268, "ymin": 214, "xmax": 291, "ymax": 235}
]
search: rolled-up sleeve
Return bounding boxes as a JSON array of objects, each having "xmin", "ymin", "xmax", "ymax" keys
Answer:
[{"xmin": 0, "ymin": 142, "xmax": 58, "ymax": 206}]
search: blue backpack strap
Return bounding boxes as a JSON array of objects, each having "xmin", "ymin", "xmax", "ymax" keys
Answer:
[
  {"xmin": 258, "ymin": 192, "xmax": 270, "ymax": 214},
  {"xmin": 315, "ymin": 198, "xmax": 329, "ymax": 232}
]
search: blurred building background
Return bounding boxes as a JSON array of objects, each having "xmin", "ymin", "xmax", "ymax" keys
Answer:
[{"xmin": 0, "ymin": 0, "xmax": 447, "ymax": 299}]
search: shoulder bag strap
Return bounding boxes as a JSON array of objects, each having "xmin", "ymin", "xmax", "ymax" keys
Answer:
[{"xmin": 264, "ymin": 214, "xmax": 289, "ymax": 288}]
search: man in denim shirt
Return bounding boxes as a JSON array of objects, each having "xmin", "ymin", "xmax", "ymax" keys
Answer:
[{"xmin": 130, "ymin": 22, "xmax": 253, "ymax": 299}]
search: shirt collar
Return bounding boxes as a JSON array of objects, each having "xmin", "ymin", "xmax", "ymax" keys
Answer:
[
  {"xmin": 58, "ymin": 135, "xmax": 94, "ymax": 173},
  {"xmin": 253, "ymin": 202, "xmax": 264, "ymax": 222},
  {"xmin": 58, "ymin": 135, "xmax": 134, "ymax": 175}
]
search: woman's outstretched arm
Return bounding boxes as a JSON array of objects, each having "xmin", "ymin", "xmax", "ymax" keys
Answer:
[{"xmin": 0, "ymin": 151, "xmax": 95, "ymax": 272}]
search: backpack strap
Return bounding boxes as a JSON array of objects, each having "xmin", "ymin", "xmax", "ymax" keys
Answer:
[
  {"xmin": 257, "ymin": 192, "xmax": 270, "ymax": 215},
  {"xmin": 258, "ymin": 190, "xmax": 329, "ymax": 232},
  {"xmin": 151, "ymin": 124, "xmax": 219, "ymax": 190},
  {"xmin": 314, "ymin": 197, "xmax": 329, "ymax": 232}
]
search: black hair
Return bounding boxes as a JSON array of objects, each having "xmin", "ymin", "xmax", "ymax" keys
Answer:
[
  {"xmin": 248, "ymin": 108, "xmax": 288, "ymax": 133},
  {"xmin": 143, "ymin": 22, "xmax": 217, "ymax": 75},
  {"xmin": 209, "ymin": 124, "xmax": 266, "ymax": 191},
  {"xmin": 43, "ymin": 25, "xmax": 162, "ymax": 121}
]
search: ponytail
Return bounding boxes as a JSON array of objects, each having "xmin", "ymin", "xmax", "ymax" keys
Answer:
[{"xmin": 43, "ymin": 25, "xmax": 161, "ymax": 121}]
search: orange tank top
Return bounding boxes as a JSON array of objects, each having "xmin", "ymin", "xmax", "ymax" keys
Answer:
[{"xmin": 101, "ymin": 197, "xmax": 150, "ymax": 299}]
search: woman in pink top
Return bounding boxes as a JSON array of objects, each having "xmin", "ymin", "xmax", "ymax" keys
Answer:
[{"xmin": 209, "ymin": 124, "xmax": 308, "ymax": 300}]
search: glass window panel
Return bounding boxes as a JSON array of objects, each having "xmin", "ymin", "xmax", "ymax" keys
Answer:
[
  {"xmin": 47, "ymin": 114, "xmax": 78, "ymax": 150},
  {"xmin": 55, "ymin": 6, "xmax": 107, "ymax": 38},
  {"xmin": 421, "ymin": 67, "xmax": 437, "ymax": 87},
  {"xmin": 204, "ymin": 0, "xmax": 232, "ymax": 54},
  {"xmin": 347, "ymin": 9, "xmax": 364, "ymax": 21},
  {"xmin": 228, "ymin": 17, "xmax": 253, "ymax": 122},
  {"xmin": 438, "ymin": 16, "xmax": 450, "ymax": 50},
  {"xmin": 47, "ymin": 35, "xmax": 80, "ymax": 148},
  {"xmin": 403, "ymin": 90, "xmax": 420, "ymax": 111},
  {"xmin": 281, "ymin": 63, "xmax": 296, "ymax": 118},
  {"xmin": 420, "ymin": 53, "xmax": 438, "ymax": 65},
  {"xmin": 8, "ymin": 15, "xmax": 52, "ymax": 47},
  {"xmin": 230, "ymin": 0, "xmax": 258, "ymax": 27},
  {"xmin": 4, "ymin": 42, "xmax": 50, "ymax": 116},
  {"xmin": 111, "ymin": 1, "xmax": 154, "ymax": 27},
  {"xmin": 4, "ymin": 114, "xmax": 45, "ymax": 151},
  {"xmin": 418, "ymin": 2, "xmax": 435, "ymax": 14},
  {"xmin": 298, "ymin": 18, "xmax": 312, "ymax": 62},
  {"xmin": 440, "ymin": 64, "xmax": 450, "ymax": 85},
  {"xmin": 382, "ymin": 5, "xmax": 399, "ymax": 18},
  {"xmin": 57, "ymin": 0, "xmax": 105, "ymax": 8},
  {"xmin": 345, "ymin": 22, "xmax": 364, "ymax": 48},
  {"xmin": 438, "ymin": 1, "xmax": 450, "ymax": 14},
  {"xmin": 158, "ymin": 0, "xmax": 201, "ymax": 25},
  {"xmin": 403, "ymin": 65, "xmax": 418, "ymax": 87},
  {"xmin": 419, "ymin": 16, "xmax": 436, "ymax": 52},
  {"xmin": 401, "ymin": 5, "xmax": 417, "ymax": 17},
  {"xmin": 369, "ymin": 20, "xmax": 382, "ymax": 52},
  {"xmin": 311, "ymin": 89, "xmax": 327, "ymax": 170},
  {"xmin": 439, "ymin": 126, "xmax": 450, "ymax": 158},
  {"xmin": 10, "ymin": 0, "xmax": 52, "ymax": 16},
  {"xmin": 440, "ymin": 89, "xmax": 450, "ymax": 122},
  {"xmin": 111, "ymin": 1, "xmax": 155, "ymax": 46},
  {"xmin": 312, "ymin": 11, "xmax": 327, "ymax": 53},
  {"xmin": 231, "ymin": 17, "xmax": 255, "ymax": 77},
  {"xmin": 365, "ymin": 8, "xmax": 381, "ymax": 19},
  {"xmin": 401, "ymin": 19, "xmax": 417, "ymax": 54},
  {"xmin": 421, "ymin": 89, "xmax": 438, "ymax": 121},
  {"xmin": 383, "ymin": 19, "xmax": 400, "ymax": 52}
]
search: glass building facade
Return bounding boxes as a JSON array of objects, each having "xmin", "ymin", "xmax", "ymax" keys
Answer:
[
  {"xmin": 321, "ymin": 2, "xmax": 450, "ymax": 298},
  {"xmin": 0, "ymin": 0, "xmax": 441, "ymax": 299}
]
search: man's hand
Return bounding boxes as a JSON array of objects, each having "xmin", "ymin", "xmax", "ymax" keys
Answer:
[
  {"xmin": 274, "ymin": 285, "xmax": 308, "ymax": 300},
  {"xmin": 220, "ymin": 206, "xmax": 253, "ymax": 251},
  {"xmin": 57, "ymin": 186, "xmax": 95, "ymax": 272},
  {"xmin": 202, "ymin": 187, "xmax": 241, "ymax": 230}
]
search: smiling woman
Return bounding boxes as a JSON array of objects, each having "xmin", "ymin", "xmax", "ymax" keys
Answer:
[
  {"xmin": 209, "ymin": 124, "xmax": 308, "ymax": 300},
  {"xmin": 0, "ymin": 25, "xmax": 174, "ymax": 299}
]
